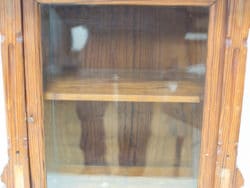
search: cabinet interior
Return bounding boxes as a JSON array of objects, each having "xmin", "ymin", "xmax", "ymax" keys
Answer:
[{"xmin": 41, "ymin": 4, "xmax": 209, "ymax": 185}]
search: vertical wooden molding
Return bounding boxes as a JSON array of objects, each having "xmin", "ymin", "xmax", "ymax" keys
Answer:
[
  {"xmin": 198, "ymin": 1, "xmax": 227, "ymax": 187},
  {"xmin": 23, "ymin": 0, "xmax": 46, "ymax": 187},
  {"xmin": 0, "ymin": 0, "xmax": 31, "ymax": 187},
  {"xmin": 215, "ymin": 0, "xmax": 250, "ymax": 188}
]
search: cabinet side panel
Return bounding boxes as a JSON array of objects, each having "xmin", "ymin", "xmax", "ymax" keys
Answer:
[
  {"xmin": 0, "ymin": 0, "xmax": 31, "ymax": 187},
  {"xmin": 215, "ymin": 0, "xmax": 250, "ymax": 187}
]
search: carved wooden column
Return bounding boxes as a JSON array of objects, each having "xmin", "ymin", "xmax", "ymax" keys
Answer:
[
  {"xmin": 76, "ymin": 102, "xmax": 107, "ymax": 165},
  {"xmin": 118, "ymin": 103, "xmax": 152, "ymax": 167}
]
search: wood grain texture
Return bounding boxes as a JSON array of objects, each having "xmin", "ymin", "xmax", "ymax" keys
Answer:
[
  {"xmin": 44, "ymin": 102, "xmax": 198, "ymax": 177},
  {"xmin": 117, "ymin": 103, "xmax": 153, "ymax": 166},
  {"xmin": 36, "ymin": 0, "xmax": 215, "ymax": 6},
  {"xmin": 48, "ymin": 165, "xmax": 193, "ymax": 177},
  {"xmin": 198, "ymin": 1, "xmax": 227, "ymax": 188},
  {"xmin": 21, "ymin": 1, "xmax": 250, "ymax": 187},
  {"xmin": 214, "ymin": 0, "xmax": 250, "ymax": 188},
  {"xmin": 27, "ymin": 4, "xmax": 209, "ymax": 187},
  {"xmin": 44, "ymin": 70, "xmax": 203, "ymax": 103},
  {"xmin": 44, "ymin": 6, "xmax": 208, "ymax": 71},
  {"xmin": 76, "ymin": 102, "xmax": 153, "ymax": 167},
  {"xmin": 22, "ymin": 0, "xmax": 46, "ymax": 188},
  {"xmin": 0, "ymin": 0, "xmax": 30, "ymax": 187},
  {"xmin": 41, "ymin": 6, "xmax": 207, "ymax": 181},
  {"xmin": 76, "ymin": 102, "xmax": 107, "ymax": 165},
  {"xmin": 1, "ymin": 0, "xmax": 248, "ymax": 187}
]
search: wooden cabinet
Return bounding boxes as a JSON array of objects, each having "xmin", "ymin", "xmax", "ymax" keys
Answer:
[{"xmin": 0, "ymin": 0, "xmax": 249, "ymax": 188}]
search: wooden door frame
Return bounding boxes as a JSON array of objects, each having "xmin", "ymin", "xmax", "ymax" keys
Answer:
[
  {"xmin": 0, "ymin": 0, "xmax": 30, "ymax": 188},
  {"xmin": 22, "ymin": 1, "xmax": 226, "ymax": 187},
  {"xmin": 1, "ymin": 0, "xmax": 249, "ymax": 187}
]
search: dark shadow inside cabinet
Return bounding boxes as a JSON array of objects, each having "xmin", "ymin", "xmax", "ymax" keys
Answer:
[{"xmin": 41, "ymin": 4, "xmax": 208, "ymax": 187}]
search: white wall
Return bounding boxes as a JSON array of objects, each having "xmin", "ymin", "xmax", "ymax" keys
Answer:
[{"xmin": 237, "ymin": 30, "xmax": 250, "ymax": 188}]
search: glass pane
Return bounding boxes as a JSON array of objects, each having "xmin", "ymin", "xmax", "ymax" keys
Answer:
[{"xmin": 41, "ymin": 5, "xmax": 208, "ymax": 188}]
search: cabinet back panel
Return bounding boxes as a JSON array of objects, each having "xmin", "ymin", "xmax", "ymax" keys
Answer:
[{"xmin": 41, "ymin": 6, "xmax": 208, "ymax": 71}]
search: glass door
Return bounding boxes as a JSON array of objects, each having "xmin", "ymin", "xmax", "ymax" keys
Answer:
[
  {"xmin": 23, "ymin": 1, "xmax": 225, "ymax": 187},
  {"xmin": 41, "ymin": 5, "xmax": 208, "ymax": 188}
]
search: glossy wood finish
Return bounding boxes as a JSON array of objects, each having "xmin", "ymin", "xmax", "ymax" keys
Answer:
[
  {"xmin": 25, "ymin": 2, "xmax": 210, "ymax": 188},
  {"xmin": 43, "ymin": 6, "xmax": 208, "ymax": 71},
  {"xmin": 22, "ymin": 0, "xmax": 46, "ymax": 187},
  {"xmin": 37, "ymin": 0, "xmax": 215, "ymax": 6},
  {"xmin": 0, "ymin": 0, "xmax": 30, "ymax": 188},
  {"xmin": 197, "ymin": 1, "xmax": 227, "ymax": 187},
  {"xmin": 214, "ymin": 0, "xmax": 250, "ymax": 188},
  {"xmin": 76, "ymin": 102, "xmax": 107, "ymax": 165},
  {"xmin": 42, "ymin": 6, "xmax": 206, "ymax": 183},
  {"xmin": 1, "ymin": 0, "xmax": 249, "ymax": 187},
  {"xmin": 48, "ymin": 165, "xmax": 193, "ymax": 177},
  {"xmin": 45, "ymin": 101, "xmax": 198, "ymax": 177},
  {"xmin": 44, "ymin": 71, "xmax": 203, "ymax": 103},
  {"xmin": 16, "ymin": 1, "xmax": 249, "ymax": 188},
  {"xmin": 42, "ymin": 5, "xmax": 207, "ymax": 103}
]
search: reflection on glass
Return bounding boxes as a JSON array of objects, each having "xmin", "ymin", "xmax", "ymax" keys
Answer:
[{"xmin": 41, "ymin": 5, "xmax": 208, "ymax": 188}]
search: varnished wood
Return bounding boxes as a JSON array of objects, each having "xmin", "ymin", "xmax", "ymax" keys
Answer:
[
  {"xmin": 48, "ymin": 165, "xmax": 193, "ymax": 177},
  {"xmin": 44, "ymin": 70, "xmax": 203, "ymax": 103},
  {"xmin": 22, "ymin": 0, "xmax": 46, "ymax": 187},
  {"xmin": 43, "ymin": 6, "xmax": 208, "ymax": 71},
  {"xmin": 25, "ymin": 2, "xmax": 211, "ymax": 187},
  {"xmin": 1, "ymin": 0, "xmax": 249, "ymax": 187},
  {"xmin": 42, "ymin": 6, "xmax": 207, "ymax": 181},
  {"xmin": 76, "ymin": 102, "xmax": 107, "ymax": 165},
  {"xmin": 214, "ymin": 0, "xmax": 250, "ymax": 188},
  {"xmin": 20, "ymin": 1, "xmax": 250, "ymax": 188},
  {"xmin": 198, "ymin": 1, "xmax": 227, "ymax": 187},
  {"xmin": 0, "ymin": 0, "xmax": 30, "ymax": 188},
  {"xmin": 37, "ymin": 0, "xmax": 215, "ymax": 6},
  {"xmin": 26, "ymin": 4, "xmax": 209, "ymax": 185},
  {"xmin": 118, "ymin": 103, "xmax": 153, "ymax": 166},
  {"xmin": 44, "ymin": 102, "xmax": 197, "ymax": 177}
]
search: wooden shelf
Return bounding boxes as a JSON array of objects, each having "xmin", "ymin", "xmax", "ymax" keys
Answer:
[
  {"xmin": 44, "ymin": 70, "xmax": 203, "ymax": 103},
  {"xmin": 48, "ymin": 165, "xmax": 192, "ymax": 177}
]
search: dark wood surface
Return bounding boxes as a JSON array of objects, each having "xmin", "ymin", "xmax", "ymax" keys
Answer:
[
  {"xmin": 45, "ymin": 6, "xmax": 208, "ymax": 70},
  {"xmin": 77, "ymin": 102, "xmax": 107, "ymax": 165},
  {"xmin": 44, "ymin": 101, "xmax": 199, "ymax": 177},
  {"xmin": 42, "ymin": 5, "xmax": 206, "ymax": 178}
]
